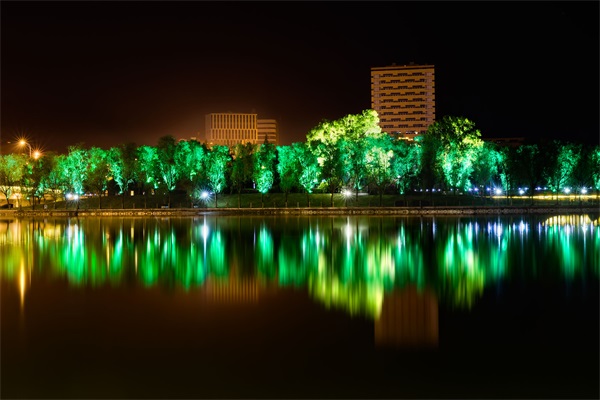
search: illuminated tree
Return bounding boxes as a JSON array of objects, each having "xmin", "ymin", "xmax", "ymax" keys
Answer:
[
  {"xmin": 108, "ymin": 142, "xmax": 138, "ymax": 208},
  {"xmin": 570, "ymin": 145, "xmax": 597, "ymax": 197},
  {"xmin": 418, "ymin": 133, "xmax": 443, "ymax": 192},
  {"xmin": 313, "ymin": 139, "xmax": 343, "ymax": 206},
  {"xmin": 20, "ymin": 155, "xmax": 46, "ymax": 209},
  {"xmin": 136, "ymin": 145, "xmax": 160, "ymax": 207},
  {"xmin": 293, "ymin": 142, "xmax": 320, "ymax": 206},
  {"xmin": 307, "ymin": 109, "xmax": 383, "ymax": 206},
  {"xmin": 32, "ymin": 152, "xmax": 57, "ymax": 208},
  {"xmin": 390, "ymin": 138, "xmax": 422, "ymax": 195},
  {"xmin": 471, "ymin": 141, "xmax": 504, "ymax": 198},
  {"xmin": 230, "ymin": 142, "xmax": 255, "ymax": 208},
  {"xmin": 175, "ymin": 139, "xmax": 207, "ymax": 204},
  {"xmin": 365, "ymin": 134, "xmax": 395, "ymax": 206},
  {"xmin": 42, "ymin": 154, "xmax": 66, "ymax": 208},
  {"xmin": 253, "ymin": 139, "xmax": 276, "ymax": 207},
  {"xmin": 276, "ymin": 145, "xmax": 301, "ymax": 205},
  {"xmin": 85, "ymin": 147, "xmax": 110, "ymax": 208},
  {"xmin": 306, "ymin": 109, "xmax": 382, "ymax": 143},
  {"xmin": 339, "ymin": 137, "xmax": 369, "ymax": 202},
  {"xmin": 513, "ymin": 144, "xmax": 545, "ymax": 203},
  {"xmin": 497, "ymin": 146, "xmax": 518, "ymax": 200},
  {"xmin": 426, "ymin": 116, "xmax": 484, "ymax": 193},
  {"xmin": 205, "ymin": 145, "xmax": 230, "ymax": 207},
  {"xmin": 544, "ymin": 140, "xmax": 582, "ymax": 201},
  {"xmin": 63, "ymin": 145, "xmax": 89, "ymax": 196},
  {"xmin": 0, "ymin": 154, "xmax": 26, "ymax": 206},
  {"xmin": 156, "ymin": 135, "xmax": 180, "ymax": 206},
  {"xmin": 590, "ymin": 146, "xmax": 600, "ymax": 192}
]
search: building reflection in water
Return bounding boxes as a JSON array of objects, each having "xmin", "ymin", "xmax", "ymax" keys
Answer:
[
  {"xmin": 1, "ymin": 214, "xmax": 597, "ymax": 346},
  {"xmin": 375, "ymin": 286, "xmax": 439, "ymax": 348}
]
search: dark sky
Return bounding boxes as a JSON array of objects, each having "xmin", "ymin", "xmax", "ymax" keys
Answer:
[{"xmin": 1, "ymin": 1, "xmax": 598, "ymax": 154}]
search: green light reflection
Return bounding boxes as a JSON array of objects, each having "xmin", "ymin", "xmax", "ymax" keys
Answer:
[{"xmin": 1, "ymin": 214, "xmax": 597, "ymax": 319}]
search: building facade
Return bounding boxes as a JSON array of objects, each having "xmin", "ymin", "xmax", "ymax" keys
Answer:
[
  {"xmin": 371, "ymin": 63, "xmax": 435, "ymax": 139},
  {"xmin": 205, "ymin": 113, "xmax": 258, "ymax": 147},
  {"xmin": 257, "ymin": 119, "xmax": 279, "ymax": 145}
]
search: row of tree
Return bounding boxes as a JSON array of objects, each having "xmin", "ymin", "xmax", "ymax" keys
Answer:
[{"xmin": 1, "ymin": 109, "xmax": 599, "ymax": 208}]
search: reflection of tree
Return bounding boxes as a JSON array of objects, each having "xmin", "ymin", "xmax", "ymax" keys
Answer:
[{"xmin": 2, "ymin": 215, "xmax": 598, "ymax": 317}]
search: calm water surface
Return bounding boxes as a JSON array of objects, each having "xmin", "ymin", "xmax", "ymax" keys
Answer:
[{"xmin": 1, "ymin": 214, "xmax": 598, "ymax": 399}]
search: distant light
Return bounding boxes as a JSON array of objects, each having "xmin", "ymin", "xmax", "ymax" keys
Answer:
[
  {"xmin": 201, "ymin": 191, "xmax": 209, "ymax": 199},
  {"xmin": 341, "ymin": 189, "xmax": 351, "ymax": 197},
  {"xmin": 33, "ymin": 150, "xmax": 41, "ymax": 159},
  {"xmin": 519, "ymin": 189, "xmax": 525, "ymax": 195},
  {"xmin": 581, "ymin": 188, "xmax": 588, "ymax": 194},
  {"xmin": 494, "ymin": 188, "xmax": 502, "ymax": 195},
  {"xmin": 564, "ymin": 188, "xmax": 571, "ymax": 194}
]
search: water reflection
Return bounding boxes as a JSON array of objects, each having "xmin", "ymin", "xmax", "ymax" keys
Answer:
[{"xmin": 1, "ymin": 214, "xmax": 598, "ymax": 348}]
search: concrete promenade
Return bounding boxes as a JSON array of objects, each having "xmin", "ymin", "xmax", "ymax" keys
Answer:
[{"xmin": 1, "ymin": 205, "xmax": 599, "ymax": 218}]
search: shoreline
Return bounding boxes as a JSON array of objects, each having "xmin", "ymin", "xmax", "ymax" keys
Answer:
[{"xmin": 1, "ymin": 205, "xmax": 599, "ymax": 218}]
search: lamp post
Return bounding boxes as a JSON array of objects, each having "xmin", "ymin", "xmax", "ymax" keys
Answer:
[{"xmin": 18, "ymin": 140, "xmax": 32, "ymax": 157}]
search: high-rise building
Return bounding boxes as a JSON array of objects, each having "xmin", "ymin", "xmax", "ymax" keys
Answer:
[
  {"xmin": 257, "ymin": 119, "xmax": 279, "ymax": 145},
  {"xmin": 205, "ymin": 113, "xmax": 258, "ymax": 147},
  {"xmin": 371, "ymin": 63, "xmax": 435, "ymax": 139}
]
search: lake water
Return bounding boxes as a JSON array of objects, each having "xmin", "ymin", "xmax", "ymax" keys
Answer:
[{"xmin": 1, "ymin": 214, "xmax": 598, "ymax": 399}]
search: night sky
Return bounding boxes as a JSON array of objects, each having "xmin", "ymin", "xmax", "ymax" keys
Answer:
[{"xmin": 1, "ymin": 1, "xmax": 598, "ymax": 154}]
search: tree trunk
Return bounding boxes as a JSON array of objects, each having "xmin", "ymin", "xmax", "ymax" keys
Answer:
[
  {"xmin": 214, "ymin": 193, "xmax": 218, "ymax": 208},
  {"xmin": 99, "ymin": 193, "xmax": 102, "ymax": 209}
]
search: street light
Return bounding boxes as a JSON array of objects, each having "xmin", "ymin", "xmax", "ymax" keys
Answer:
[{"xmin": 18, "ymin": 140, "xmax": 32, "ymax": 157}]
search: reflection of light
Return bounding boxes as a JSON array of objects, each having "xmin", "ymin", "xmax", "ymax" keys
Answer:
[
  {"xmin": 19, "ymin": 262, "xmax": 26, "ymax": 310},
  {"xmin": 518, "ymin": 221, "xmax": 528, "ymax": 234}
]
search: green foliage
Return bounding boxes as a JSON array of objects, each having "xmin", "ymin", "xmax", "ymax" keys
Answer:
[
  {"xmin": 156, "ymin": 135, "xmax": 179, "ymax": 193},
  {"xmin": 63, "ymin": 145, "xmax": 89, "ymax": 195},
  {"xmin": 471, "ymin": 141, "xmax": 504, "ymax": 194},
  {"xmin": 544, "ymin": 140, "xmax": 582, "ymax": 196},
  {"xmin": 276, "ymin": 145, "xmax": 300, "ymax": 199},
  {"xmin": 513, "ymin": 144, "xmax": 544, "ymax": 198},
  {"xmin": 306, "ymin": 109, "xmax": 383, "ymax": 145},
  {"xmin": 0, "ymin": 154, "xmax": 27, "ymax": 204},
  {"xmin": 254, "ymin": 141, "xmax": 276, "ymax": 195},
  {"xmin": 108, "ymin": 143, "xmax": 137, "ymax": 195},
  {"xmin": 293, "ymin": 142, "xmax": 320, "ymax": 196},
  {"xmin": 136, "ymin": 145, "xmax": 159, "ymax": 192},
  {"xmin": 590, "ymin": 146, "xmax": 600, "ymax": 191},
  {"xmin": 364, "ymin": 134, "xmax": 395, "ymax": 205},
  {"xmin": 174, "ymin": 139, "xmax": 207, "ymax": 196},
  {"xmin": 230, "ymin": 142, "xmax": 255, "ymax": 202},
  {"xmin": 391, "ymin": 139, "xmax": 422, "ymax": 195},
  {"xmin": 86, "ymin": 147, "xmax": 110, "ymax": 197},
  {"xmin": 425, "ymin": 116, "xmax": 484, "ymax": 192},
  {"xmin": 206, "ymin": 145, "xmax": 231, "ymax": 206}
]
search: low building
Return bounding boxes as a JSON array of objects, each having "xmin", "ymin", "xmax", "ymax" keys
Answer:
[
  {"xmin": 205, "ymin": 113, "xmax": 258, "ymax": 147},
  {"xmin": 257, "ymin": 119, "xmax": 278, "ymax": 145}
]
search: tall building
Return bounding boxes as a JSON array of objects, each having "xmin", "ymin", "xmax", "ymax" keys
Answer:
[
  {"xmin": 257, "ymin": 119, "xmax": 279, "ymax": 145},
  {"xmin": 205, "ymin": 113, "xmax": 258, "ymax": 147},
  {"xmin": 371, "ymin": 63, "xmax": 435, "ymax": 139}
]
